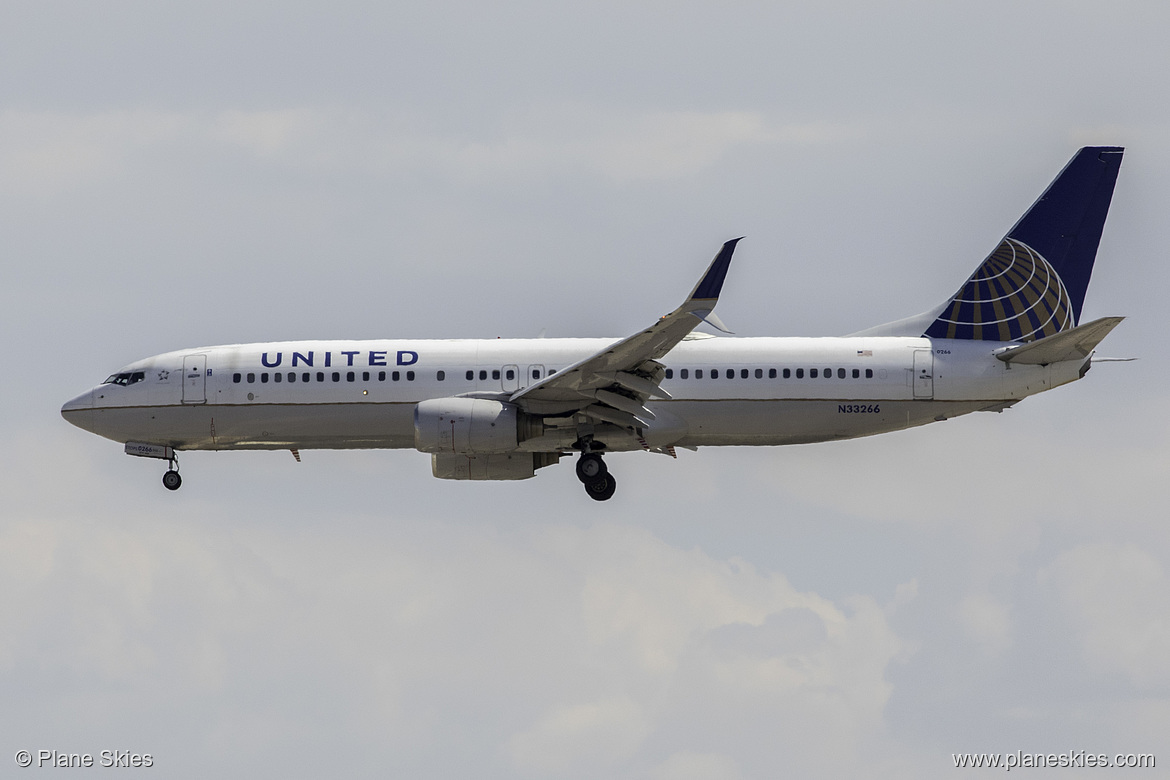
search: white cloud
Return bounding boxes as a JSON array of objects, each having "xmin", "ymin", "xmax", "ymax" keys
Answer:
[
  {"xmin": 957, "ymin": 593, "xmax": 1013, "ymax": 657},
  {"xmin": 0, "ymin": 106, "xmax": 857, "ymax": 199},
  {"xmin": 506, "ymin": 695, "xmax": 650, "ymax": 774},
  {"xmin": 650, "ymin": 750, "xmax": 744, "ymax": 780},
  {"xmin": 1039, "ymin": 543, "xmax": 1170, "ymax": 687}
]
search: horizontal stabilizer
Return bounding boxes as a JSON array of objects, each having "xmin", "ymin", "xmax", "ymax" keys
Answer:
[{"xmin": 996, "ymin": 316, "xmax": 1124, "ymax": 365}]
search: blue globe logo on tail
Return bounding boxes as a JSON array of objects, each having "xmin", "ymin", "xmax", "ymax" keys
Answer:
[
  {"xmin": 923, "ymin": 147, "xmax": 1123, "ymax": 343},
  {"xmin": 924, "ymin": 238, "xmax": 1073, "ymax": 342}
]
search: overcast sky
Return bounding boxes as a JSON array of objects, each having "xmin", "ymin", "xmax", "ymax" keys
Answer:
[{"xmin": 3, "ymin": 1, "xmax": 1168, "ymax": 777}]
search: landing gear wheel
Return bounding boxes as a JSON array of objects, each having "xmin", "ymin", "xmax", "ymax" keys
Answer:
[
  {"xmin": 584, "ymin": 473, "xmax": 617, "ymax": 501},
  {"xmin": 162, "ymin": 470, "xmax": 182, "ymax": 491},
  {"xmin": 576, "ymin": 453, "xmax": 607, "ymax": 483}
]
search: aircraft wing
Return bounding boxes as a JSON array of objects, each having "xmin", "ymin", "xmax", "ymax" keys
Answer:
[{"xmin": 509, "ymin": 238, "xmax": 741, "ymax": 424}]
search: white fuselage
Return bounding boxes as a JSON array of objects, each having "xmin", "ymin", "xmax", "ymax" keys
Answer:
[{"xmin": 60, "ymin": 335, "xmax": 1084, "ymax": 453}]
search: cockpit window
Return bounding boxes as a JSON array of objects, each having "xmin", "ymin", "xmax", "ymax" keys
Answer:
[{"xmin": 103, "ymin": 371, "xmax": 145, "ymax": 386}]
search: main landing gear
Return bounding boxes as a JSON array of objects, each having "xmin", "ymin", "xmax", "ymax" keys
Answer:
[{"xmin": 576, "ymin": 451, "xmax": 617, "ymax": 501}]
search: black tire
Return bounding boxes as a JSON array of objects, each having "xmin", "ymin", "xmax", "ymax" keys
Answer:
[
  {"xmin": 576, "ymin": 453, "xmax": 607, "ymax": 483},
  {"xmin": 163, "ymin": 470, "xmax": 182, "ymax": 491},
  {"xmin": 584, "ymin": 473, "xmax": 616, "ymax": 501}
]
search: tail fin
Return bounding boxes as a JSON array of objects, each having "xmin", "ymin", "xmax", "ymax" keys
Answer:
[{"xmin": 923, "ymin": 147, "xmax": 1123, "ymax": 342}]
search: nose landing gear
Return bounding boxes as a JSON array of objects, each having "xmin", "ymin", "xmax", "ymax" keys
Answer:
[
  {"xmin": 163, "ymin": 453, "xmax": 182, "ymax": 491},
  {"xmin": 576, "ymin": 451, "xmax": 616, "ymax": 501}
]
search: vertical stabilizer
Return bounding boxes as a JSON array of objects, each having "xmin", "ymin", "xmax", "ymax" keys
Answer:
[{"xmin": 924, "ymin": 147, "xmax": 1123, "ymax": 342}]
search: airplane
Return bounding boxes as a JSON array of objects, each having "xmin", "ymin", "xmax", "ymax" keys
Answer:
[{"xmin": 62, "ymin": 146, "xmax": 1125, "ymax": 501}]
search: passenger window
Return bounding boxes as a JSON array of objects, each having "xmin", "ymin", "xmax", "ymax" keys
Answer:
[
  {"xmin": 852, "ymin": 368, "xmax": 860, "ymax": 379},
  {"xmin": 302, "ymin": 372, "xmax": 310, "ymax": 383},
  {"xmin": 233, "ymin": 373, "xmax": 241, "ymax": 383},
  {"xmin": 392, "ymin": 371, "xmax": 400, "ymax": 381},
  {"xmin": 727, "ymin": 369, "xmax": 735, "ymax": 379},
  {"xmin": 755, "ymin": 368, "xmax": 763, "ymax": 379},
  {"xmin": 378, "ymin": 371, "xmax": 386, "ymax": 381},
  {"xmin": 261, "ymin": 373, "xmax": 269, "ymax": 383},
  {"xmin": 492, "ymin": 369, "xmax": 501, "ymax": 380},
  {"xmin": 824, "ymin": 368, "xmax": 831, "ymax": 377},
  {"xmin": 332, "ymin": 372, "xmax": 340, "ymax": 382},
  {"xmin": 665, "ymin": 368, "xmax": 674, "ymax": 379},
  {"xmin": 346, "ymin": 372, "xmax": 355, "ymax": 382},
  {"xmin": 362, "ymin": 371, "xmax": 370, "ymax": 381},
  {"xmin": 838, "ymin": 368, "xmax": 846, "ymax": 379},
  {"xmin": 247, "ymin": 373, "xmax": 256, "ymax": 383},
  {"xmin": 696, "ymin": 369, "xmax": 703, "ymax": 379},
  {"xmin": 866, "ymin": 369, "xmax": 874, "ymax": 378},
  {"xmin": 796, "ymin": 368, "xmax": 804, "ymax": 379},
  {"xmin": 505, "ymin": 369, "xmax": 514, "ymax": 380},
  {"xmin": 741, "ymin": 369, "xmax": 748, "ymax": 379},
  {"xmin": 768, "ymin": 368, "xmax": 776, "ymax": 379},
  {"xmin": 711, "ymin": 371, "xmax": 718, "ymax": 380},
  {"xmin": 810, "ymin": 369, "xmax": 818, "ymax": 378},
  {"xmin": 532, "ymin": 369, "xmax": 540, "ymax": 379},
  {"xmin": 437, "ymin": 370, "xmax": 446, "ymax": 381},
  {"xmin": 316, "ymin": 372, "xmax": 325, "ymax": 382},
  {"xmin": 479, "ymin": 370, "xmax": 487, "ymax": 380},
  {"xmin": 681, "ymin": 368, "xmax": 689, "ymax": 379},
  {"xmin": 288, "ymin": 372, "xmax": 296, "ymax": 382},
  {"xmin": 406, "ymin": 371, "xmax": 415, "ymax": 381},
  {"xmin": 466, "ymin": 370, "xmax": 474, "ymax": 381},
  {"xmin": 274, "ymin": 372, "xmax": 282, "ymax": 383}
]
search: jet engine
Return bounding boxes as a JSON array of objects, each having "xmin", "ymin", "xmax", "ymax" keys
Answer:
[{"xmin": 414, "ymin": 397, "xmax": 540, "ymax": 455}]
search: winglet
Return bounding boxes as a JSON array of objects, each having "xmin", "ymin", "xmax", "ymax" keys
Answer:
[{"xmin": 687, "ymin": 238, "xmax": 742, "ymax": 302}]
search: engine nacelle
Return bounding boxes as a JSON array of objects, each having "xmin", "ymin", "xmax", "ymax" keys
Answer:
[
  {"xmin": 414, "ymin": 397, "xmax": 534, "ymax": 455},
  {"xmin": 431, "ymin": 452, "xmax": 560, "ymax": 481}
]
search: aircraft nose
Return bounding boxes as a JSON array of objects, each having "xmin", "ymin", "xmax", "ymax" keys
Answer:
[{"xmin": 61, "ymin": 389, "xmax": 95, "ymax": 432}]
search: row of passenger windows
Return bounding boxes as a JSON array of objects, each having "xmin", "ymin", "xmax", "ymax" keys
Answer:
[
  {"xmin": 232, "ymin": 368, "xmax": 561, "ymax": 385},
  {"xmin": 232, "ymin": 366, "xmax": 876, "ymax": 385},
  {"xmin": 232, "ymin": 366, "xmax": 562, "ymax": 385},
  {"xmin": 664, "ymin": 367, "xmax": 875, "ymax": 380},
  {"xmin": 234, "ymin": 370, "xmax": 419, "ymax": 384}
]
